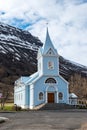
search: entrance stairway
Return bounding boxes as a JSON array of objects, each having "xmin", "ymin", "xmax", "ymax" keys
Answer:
[{"xmin": 39, "ymin": 103, "xmax": 76, "ymax": 110}]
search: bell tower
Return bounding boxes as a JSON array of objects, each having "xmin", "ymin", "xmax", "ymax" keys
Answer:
[{"xmin": 37, "ymin": 28, "xmax": 59, "ymax": 76}]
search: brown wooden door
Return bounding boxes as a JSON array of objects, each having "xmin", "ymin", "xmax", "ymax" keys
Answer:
[{"xmin": 48, "ymin": 93, "xmax": 54, "ymax": 103}]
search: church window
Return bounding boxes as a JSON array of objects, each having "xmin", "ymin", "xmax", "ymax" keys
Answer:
[
  {"xmin": 48, "ymin": 61, "xmax": 54, "ymax": 69},
  {"xmin": 39, "ymin": 92, "xmax": 43, "ymax": 100},
  {"xmin": 59, "ymin": 92, "xmax": 63, "ymax": 100},
  {"xmin": 45, "ymin": 78, "xmax": 56, "ymax": 83}
]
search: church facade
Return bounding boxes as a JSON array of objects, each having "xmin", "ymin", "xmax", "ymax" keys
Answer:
[{"xmin": 14, "ymin": 29, "xmax": 69, "ymax": 109}]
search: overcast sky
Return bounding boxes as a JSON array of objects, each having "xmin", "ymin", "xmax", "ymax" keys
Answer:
[{"xmin": 0, "ymin": 0, "xmax": 87, "ymax": 66}]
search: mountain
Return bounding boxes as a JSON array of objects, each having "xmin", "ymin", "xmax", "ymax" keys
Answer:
[
  {"xmin": 59, "ymin": 56, "xmax": 87, "ymax": 80},
  {"xmin": 0, "ymin": 22, "xmax": 87, "ymax": 100}
]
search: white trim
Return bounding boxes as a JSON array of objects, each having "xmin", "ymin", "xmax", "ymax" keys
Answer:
[
  {"xmin": 37, "ymin": 47, "xmax": 43, "ymax": 60},
  {"xmin": 42, "ymin": 54, "xmax": 58, "ymax": 57},
  {"xmin": 58, "ymin": 74, "xmax": 69, "ymax": 84},
  {"xmin": 44, "ymin": 77, "xmax": 57, "ymax": 84},
  {"xmin": 46, "ymin": 85, "xmax": 58, "ymax": 103},
  {"xmin": 46, "ymin": 48, "xmax": 56, "ymax": 56},
  {"xmin": 42, "ymin": 56, "xmax": 44, "ymax": 75},
  {"xmin": 30, "ymin": 84, "xmax": 34, "ymax": 109},
  {"xmin": 42, "ymin": 47, "xmax": 58, "ymax": 56},
  {"xmin": 29, "ymin": 105, "xmax": 34, "ymax": 109},
  {"xmin": 57, "ymin": 91, "xmax": 59, "ymax": 103},
  {"xmin": 46, "ymin": 85, "xmax": 58, "ymax": 92},
  {"xmin": 46, "ymin": 91, "xmax": 47, "ymax": 103},
  {"xmin": 26, "ymin": 74, "xmax": 68, "ymax": 86},
  {"xmin": 67, "ymin": 84, "xmax": 69, "ymax": 104}
]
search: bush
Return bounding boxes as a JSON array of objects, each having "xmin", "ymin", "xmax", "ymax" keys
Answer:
[{"xmin": 12, "ymin": 105, "xmax": 21, "ymax": 111}]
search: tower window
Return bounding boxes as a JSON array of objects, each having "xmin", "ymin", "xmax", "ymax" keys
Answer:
[{"xmin": 45, "ymin": 78, "xmax": 56, "ymax": 83}]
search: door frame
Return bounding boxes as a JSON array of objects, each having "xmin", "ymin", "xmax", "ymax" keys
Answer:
[{"xmin": 45, "ymin": 85, "xmax": 58, "ymax": 103}]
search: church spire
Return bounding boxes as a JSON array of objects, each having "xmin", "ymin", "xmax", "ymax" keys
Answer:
[{"xmin": 43, "ymin": 27, "xmax": 57, "ymax": 55}]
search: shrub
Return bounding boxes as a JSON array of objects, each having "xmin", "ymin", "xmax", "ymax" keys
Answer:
[{"xmin": 12, "ymin": 105, "xmax": 21, "ymax": 111}]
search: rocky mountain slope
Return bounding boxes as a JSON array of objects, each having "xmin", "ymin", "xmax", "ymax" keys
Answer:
[{"xmin": 0, "ymin": 22, "xmax": 87, "ymax": 99}]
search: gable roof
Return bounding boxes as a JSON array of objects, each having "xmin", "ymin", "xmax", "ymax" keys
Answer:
[
  {"xmin": 69, "ymin": 93, "xmax": 78, "ymax": 98},
  {"xmin": 15, "ymin": 72, "xmax": 39, "ymax": 85},
  {"xmin": 15, "ymin": 76, "xmax": 29, "ymax": 85},
  {"xmin": 21, "ymin": 76, "xmax": 30, "ymax": 83},
  {"xmin": 26, "ymin": 72, "xmax": 39, "ymax": 84}
]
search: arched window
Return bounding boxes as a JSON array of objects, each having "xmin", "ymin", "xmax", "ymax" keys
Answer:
[
  {"xmin": 59, "ymin": 92, "xmax": 63, "ymax": 100},
  {"xmin": 45, "ymin": 78, "xmax": 56, "ymax": 83},
  {"xmin": 39, "ymin": 92, "xmax": 43, "ymax": 100}
]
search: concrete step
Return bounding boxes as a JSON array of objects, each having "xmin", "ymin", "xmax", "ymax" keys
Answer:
[{"xmin": 39, "ymin": 103, "xmax": 76, "ymax": 110}]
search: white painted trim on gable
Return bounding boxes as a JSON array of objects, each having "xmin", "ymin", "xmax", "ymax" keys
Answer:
[
  {"xmin": 43, "ymin": 44, "xmax": 58, "ymax": 55},
  {"xmin": 58, "ymin": 74, "xmax": 69, "ymax": 84},
  {"xmin": 37, "ymin": 53, "xmax": 42, "ymax": 60},
  {"xmin": 26, "ymin": 73, "xmax": 68, "ymax": 86},
  {"xmin": 41, "ymin": 74, "xmax": 68, "ymax": 84},
  {"xmin": 46, "ymin": 48, "xmax": 57, "ymax": 56}
]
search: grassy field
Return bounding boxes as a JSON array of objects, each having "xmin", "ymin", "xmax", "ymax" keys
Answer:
[{"xmin": 0, "ymin": 103, "xmax": 14, "ymax": 111}]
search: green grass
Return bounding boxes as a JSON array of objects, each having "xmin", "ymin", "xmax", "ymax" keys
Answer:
[
  {"xmin": 3, "ymin": 105, "xmax": 13, "ymax": 111},
  {"xmin": 0, "ymin": 103, "xmax": 14, "ymax": 111}
]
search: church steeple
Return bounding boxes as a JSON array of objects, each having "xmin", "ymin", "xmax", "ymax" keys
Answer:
[
  {"xmin": 37, "ymin": 27, "xmax": 59, "ymax": 76},
  {"xmin": 43, "ymin": 28, "xmax": 58, "ymax": 55}
]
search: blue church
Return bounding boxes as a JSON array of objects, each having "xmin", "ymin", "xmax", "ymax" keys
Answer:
[{"xmin": 14, "ymin": 28, "xmax": 69, "ymax": 109}]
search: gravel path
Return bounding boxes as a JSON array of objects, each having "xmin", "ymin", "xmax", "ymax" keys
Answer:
[{"xmin": 0, "ymin": 110, "xmax": 87, "ymax": 130}]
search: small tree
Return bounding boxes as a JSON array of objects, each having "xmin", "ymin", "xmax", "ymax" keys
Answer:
[
  {"xmin": 0, "ymin": 92, "xmax": 9, "ymax": 110},
  {"xmin": 0, "ymin": 83, "xmax": 11, "ymax": 110}
]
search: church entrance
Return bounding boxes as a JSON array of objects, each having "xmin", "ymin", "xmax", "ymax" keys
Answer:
[{"xmin": 48, "ymin": 93, "xmax": 54, "ymax": 103}]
